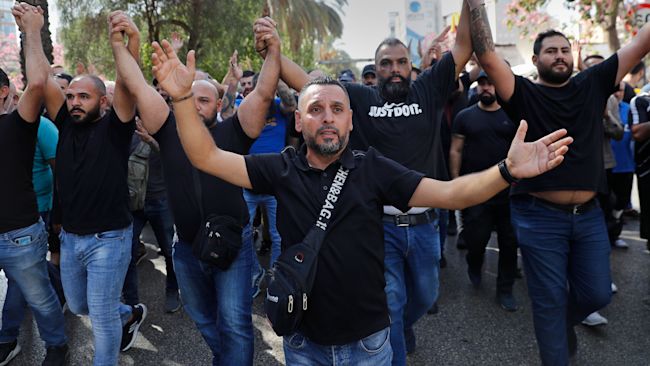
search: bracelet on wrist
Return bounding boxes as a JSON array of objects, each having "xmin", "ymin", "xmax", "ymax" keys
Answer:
[
  {"xmin": 172, "ymin": 92, "xmax": 194, "ymax": 103},
  {"xmin": 498, "ymin": 159, "xmax": 519, "ymax": 185}
]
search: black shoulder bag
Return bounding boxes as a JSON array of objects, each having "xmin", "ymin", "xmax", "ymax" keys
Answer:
[
  {"xmin": 265, "ymin": 165, "xmax": 350, "ymax": 336},
  {"xmin": 191, "ymin": 168, "xmax": 243, "ymax": 270}
]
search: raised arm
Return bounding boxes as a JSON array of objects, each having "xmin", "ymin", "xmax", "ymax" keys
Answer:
[
  {"xmin": 220, "ymin": 50, "xmax": 242, "ymax": 120},
  {"xmin": 449, "ymin": 134, "xmax": 465, "ymax": 179},
  {"xmin": 451, "ymin": 0, "xmax": 473, "ymax": 77},
  {"xmin": 107, "ymin": 11, "xmax": 136, "ymax": 123},
  {"xmin": 616, "ymin": 22, "xmax": 650, "ymax": 85},
  {"xmin": 12, "ymin": 3, "xmax": 48, "ymax": 122},
  {"xmin": 238, "ymin": 17, "xmax": 282, "ymax": 139},
  {"xmin": 277, "ymin": 80, "xmax": 297, "ymax": 115},
  {"xmin": 467, "ymin": 0, "xmax": 515, "ymax": 102},
  {"xmin": 109, "ymin": 11, "xmax": 168, "ymax": 131},
  {"xmin": 254, "ymin": 17, "xmax": 309, "ymax": 92},
  {"xmin": 409, "ymin": 121, "xmax": 572, "ymax": 209},
  {"xmin": 151, "ymin": 40, "xmax": 252, "ymax": 189}
]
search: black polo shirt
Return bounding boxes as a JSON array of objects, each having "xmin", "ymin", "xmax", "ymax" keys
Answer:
[
  {"xmin": 154, "ymin": 112, "xmax": 253, "ymax": 243},
  {"xmin": 344, "ymin": 52, "xmax": 457, "ymax": 179},
  {"xmin": 0, "ymin": 111, "xmax": 39, "ymax": 233},
  {"xmin": 245, "ymin": 145, "xmax": 424, "ymax": 345},
  {"xmin": 54, "ymin": 106, "xmax": 135, "ymax": 234}
]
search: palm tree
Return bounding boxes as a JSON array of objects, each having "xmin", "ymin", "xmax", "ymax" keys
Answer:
[
  {"xmin": 266, "ymin": 0, "xmax": 347, "ymax": 55},
  {"xmin": 20, "ymin": 0, "xmax": 54, "ymax": 84}
]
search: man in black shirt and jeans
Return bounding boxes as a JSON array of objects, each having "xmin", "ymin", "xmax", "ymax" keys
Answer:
[
  {"xmin": 38, "ymin": 11, "xmax": 147, "ymax": 364},
  {"xmin": 450, "ymin": 72, "xmax": 518, "ymax": 311},
  {"xmin": 112, "ymin": 16, "xmax": 281, "ymax": 365},
  {"xmin": 252, "ymin": 4, "xmax": 476, "ymax": 362},
  {"xmin": 0, "ymin": 4, "xmax": 68, "ymax": 365},
  {"xmin": 470, "ymin": 0, "xmax": 650, "ymax": 363},
  {"xmin": 150, "ymin": 34, "xmax": 572, "ymax": 364}
]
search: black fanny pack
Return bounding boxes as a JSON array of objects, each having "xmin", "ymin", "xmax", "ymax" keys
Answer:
[
  {"xmin": 265, "ymin": 165, "xmax": 349, "ymax": 336},
  {"xmin": 192, "ymin": 214, "xmax": 242, "ymax": 270},
  {"xmin": 191, "ymin": 169, "xmax": 243, "ymax": 270}
]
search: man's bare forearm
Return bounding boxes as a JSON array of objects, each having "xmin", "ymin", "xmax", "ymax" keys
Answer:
[
  {"xmin": 220, "ymin": 79, "xmax": 238, "ymax": 119},
  {"xmin": 277, "ymin": 82, "xmax": 296, "ymax": 114},
  {"xmin": 468, "ymin": 1, "xmax": 495, "ymax": 57}
]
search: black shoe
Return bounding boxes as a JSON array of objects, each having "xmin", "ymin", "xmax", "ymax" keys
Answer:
[
  {"xmin": 0, "ymin": 340, "xmax": 20, "ymax": 366},
  {"xmin": 468, "ymin": 268, "xmax": 481, "ymax": 288},
  {"xmin": 439, "ymin": 255, "xmax": 447, "ymax": 269},
  {"xmin": 427, "ymin": 301, "xmax": 439, "ymax": 315},
  {"xmin": 121, "ymin": 304, "xmax": 147, "ymax": 352},
  {"xmin": 404, "ymin": 327, "xmax": 416, "ymax": 354},
  {"xmin": 567, "ymin": 325, "xmax": 577, "ymax": 357},
  {"xmin": 42, "ymin": 344, "xmax": 68, "ymax": 366},
  {"xmin": 497, "ymin": 292, "xmax": 518, "ymax": 312},
  {"xmin": 456, "ymin": 236, "xmax": 467, "ymax": 250},
  {"xmin": 164, "ymin": 289, "xmax": 181, "ymax": 313}
]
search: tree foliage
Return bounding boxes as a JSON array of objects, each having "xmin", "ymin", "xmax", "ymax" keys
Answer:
[
  {"xmin": 55, "ymin": 0, "xmax": 346, "ymax": 81},
  {"xmin": 506, "ymin": 0, "xmax": 634, "ymax": 52}
]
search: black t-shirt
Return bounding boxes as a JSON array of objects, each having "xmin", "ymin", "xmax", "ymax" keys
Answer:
[
  {"xmin": 501, "ymin": 54, "xmax": 619, "ymax": 195},
  {"xmin": 452, "ymin": 104, "xmax": 516, "ymax": 201},
  {"xmin": 0, "ymin": 111, "xmax": 40, "ymax": 233},
  {"xmin": 629, "ymin": 94, "xmax": 650, "ymax": 177},
  {"xmin": 129, "ymin": 135, "xmax": 167, "ymax": 201},
  {"xmin": 154, "ymin": 112, "xmax": 253, "ymax": 243},
  {"xmin": 245, "ymin": 146, "xmax": 424, "ymax": 345},
  {"xmin": 54, "ymin": 106, "xmax": 135, "ymax": 234},
  {"xmin": 440, "ymin": 73, "xmax": 471, "ymax": 170},
  {"xmin": 623, "ymin": 82, "xmax": 636, "ymax": 104},
  {"xmin": 345, "ymin": 52, "xmax": 457, "ymax": 179}
]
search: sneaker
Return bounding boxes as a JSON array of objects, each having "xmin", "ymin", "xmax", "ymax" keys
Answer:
[
  {"xmin": 623, "ymin": 208, "xmax": 640, "ymax": 218},
  {"xmin": 497, "ymin": 292, "xmax": 518, "ymax": 312},
  {"xmin": 121, "ymin": 304, "xmax": 147, "ymax": 352},
  {"xmin": 252, "ymin": 268, "xmax": 266, "ymax": 299},
  {"xmin": 467, "ymin": 268, "xmax": 481, "ymax": 288},
  {"xmin": 614, "ymin": 239, "xmax": 629, "ymax": 249},
  {"xmin": 42, "ymin": 344, "xmax": 68, "ymax": 366},
  {"xmin": 581, "ymin": 311, "xmax": 608, "ymax": 326},
  {"xmin": 0, "ymin": 340, "xmax": 20, "ymax": 366},
  {"xmin": 164, "ymin": 289, "xmax": 181, "ymax": 313},
  {"xmin": 611, "ymin": 282, "xmax": 618, "ymax": 294},
  {"xmin": 404, "ymin": 327, "xmax": 416, "ymax": 355},
  {"xmin": 567, "ymin": 325, "xmax": 577, "ymax": 357},
  {"xmin": 427, "ymin": 301, "xmax": 439, "ymax": 315}
]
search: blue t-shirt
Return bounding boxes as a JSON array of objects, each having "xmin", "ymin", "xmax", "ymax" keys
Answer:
[
  {"xmin": 247, "ymin": 98, "xmax": 288, "ymax": 154},
  {"xmin": 33, "ymin": 117, "xmax": 59, "ymax": 212},
  {"xmin": 611, "ymin": 101, "xmax": 635, "ymax": 173}
]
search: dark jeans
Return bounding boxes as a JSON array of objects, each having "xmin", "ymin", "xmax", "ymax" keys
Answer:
[
  {"xmin": 511, "ymin": 195, "xmax": 611, "ymax": 366},
  {"xmin": 608, "ymin": 172, "xmax": 634, "ymax": 211},
  {"xmin": 123, "ymin": 196, "xmax": 178, "ymax": 305},
  {"xmin": 639, "ymin": 173, "xmax": 650, "ymax": 240},
  {"xmin": 462, "ymin": 201, "xmax": 517, "ymax": 294}
]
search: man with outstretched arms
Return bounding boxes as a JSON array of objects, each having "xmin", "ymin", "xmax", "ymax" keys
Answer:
[
  {"xmin": 467, "ymin": 0, "xmax": 650, "ymax": 363},
  {"xmin": 150, "ymin": 35, "xmax": 572, "ymax": 365},
  {"xmin": 113, "ymin": 16, "xmax": 281, "ymax": 365}
]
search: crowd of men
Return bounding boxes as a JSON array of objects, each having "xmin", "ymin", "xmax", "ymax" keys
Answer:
[{"xmin": 0, "ymin": 0, "xmax": 649, "ymax": 365}]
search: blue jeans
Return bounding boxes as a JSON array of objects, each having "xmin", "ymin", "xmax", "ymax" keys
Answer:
[
  {"xmin": 243, "ymin": 190, "xmax": 282, "ymax": 268},
  {"xmin": 172, "ymin": 226, "xmax": 253, "ymax": 366},
  {"xmin": 511, "ymin": 195, "xmax": 611, "ymax": 366},
  {"xmin": 383, "ymin": 220, "xmax": 440, "ymax": 366},
  {"xmin": 283, "ymin": 327, "xmax": 392, "ymax": 366},
  {"xmin": 124, "ymin": 197, "xmax": 178, "ymax": 305},
  {"xmin": 60, "ymin": 225, "xmax": 134, "ymax": 366},
  {"xmin": 0, "ymin": 219, "xmax": 66, "ymax": 347}
]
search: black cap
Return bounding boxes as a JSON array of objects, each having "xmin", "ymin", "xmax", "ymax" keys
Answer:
[
  {"xmin": 477, "ymin": 70, "xmax": 489, "ymax": 81},
  {"xmin": 339, "ymin": 69, "xmax": 356, "ymax": 82},
  {"xmin": 362, "ymin": 64, "xmax": 376, "ymax": 77}
]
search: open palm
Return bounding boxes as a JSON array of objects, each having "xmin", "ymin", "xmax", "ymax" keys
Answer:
[
  {"xmin": 506, "ymin": 120, "xmax": 573, "ymax": 179},
  {"xmin": 151, "ymin": 40, "xmax": 195, "ymax": 99}
]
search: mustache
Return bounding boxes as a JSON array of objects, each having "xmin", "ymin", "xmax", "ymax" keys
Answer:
[
  {"xmin": 70, "ymin": 107, "xmax": 85, "ymax": 113},
  {"xmin": 317, "ymin": 125, "xmax": 340, "ymax": 133},
  {"xmin": 552, "ymin": 61, "xmax": 568, "ymax": 67}
]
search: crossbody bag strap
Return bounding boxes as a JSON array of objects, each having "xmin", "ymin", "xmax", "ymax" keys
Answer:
[
  {"xmin": 303, "ymin": 165, "xmax": 350, "ymax": 252},
  {"xmin": 191, "ymin": 167, "xmax": 204, "ymax": 220}
]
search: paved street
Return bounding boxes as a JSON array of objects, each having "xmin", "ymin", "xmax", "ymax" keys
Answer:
[{"xmin": 3, "ymin": 217, "xmax": 650, "ymax": 365}]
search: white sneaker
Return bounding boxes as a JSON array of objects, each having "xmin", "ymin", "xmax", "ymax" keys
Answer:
[
  {"xmin": 582, "ymin": 311, "xmax": 608, "ymax": 326},
  {"xmin": 614, "ymin": 239, "xmax": 629, "ymax": 248},
  {"xmin": 611, "ymin": 282, "xmax": 618, "ymax": 294}
]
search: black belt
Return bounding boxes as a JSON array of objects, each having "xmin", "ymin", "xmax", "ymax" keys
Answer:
[
  {"xmin": 382, "ymin": 209, "xmax": 437, "ymax": 227},
  {"xmin": 533, "ymin": 196, "xmax": 599, "ymax": 215}
]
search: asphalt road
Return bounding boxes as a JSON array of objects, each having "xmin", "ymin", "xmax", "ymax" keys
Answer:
[{"xmin": 3, "ymin": 217, "xmax": 650, "ymax": 365}]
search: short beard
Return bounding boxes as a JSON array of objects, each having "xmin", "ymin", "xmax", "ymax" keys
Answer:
[
  {"xmin": 305, "ymin": 126, "xmax": 347, "ymax": 156},
  {"xmin": 200, "ymin": 113, "xmax": 217, "ymax": 127},
  {"xmin": 479, "ymin": 93, "xmax": 496, "ymax": 106},
  {"xmin": 537, "ymin": 62, "xmax": 572, "ymax": 84},
  {"xmin": 378, "ymin": 74, "xmax": 411, "ymax": 102},
  {"xmin": 70, "ymin": 104, "xmax": 102, "ymax": 124}
]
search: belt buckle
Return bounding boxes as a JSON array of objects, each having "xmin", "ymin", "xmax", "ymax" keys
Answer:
[
  {"xmin": 394, "ymin": 214, "xmax": 410, "ymax": 227},
  {"xmin": 572, "ymin": 205, "xmax": 580, "ymax": 215}
]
